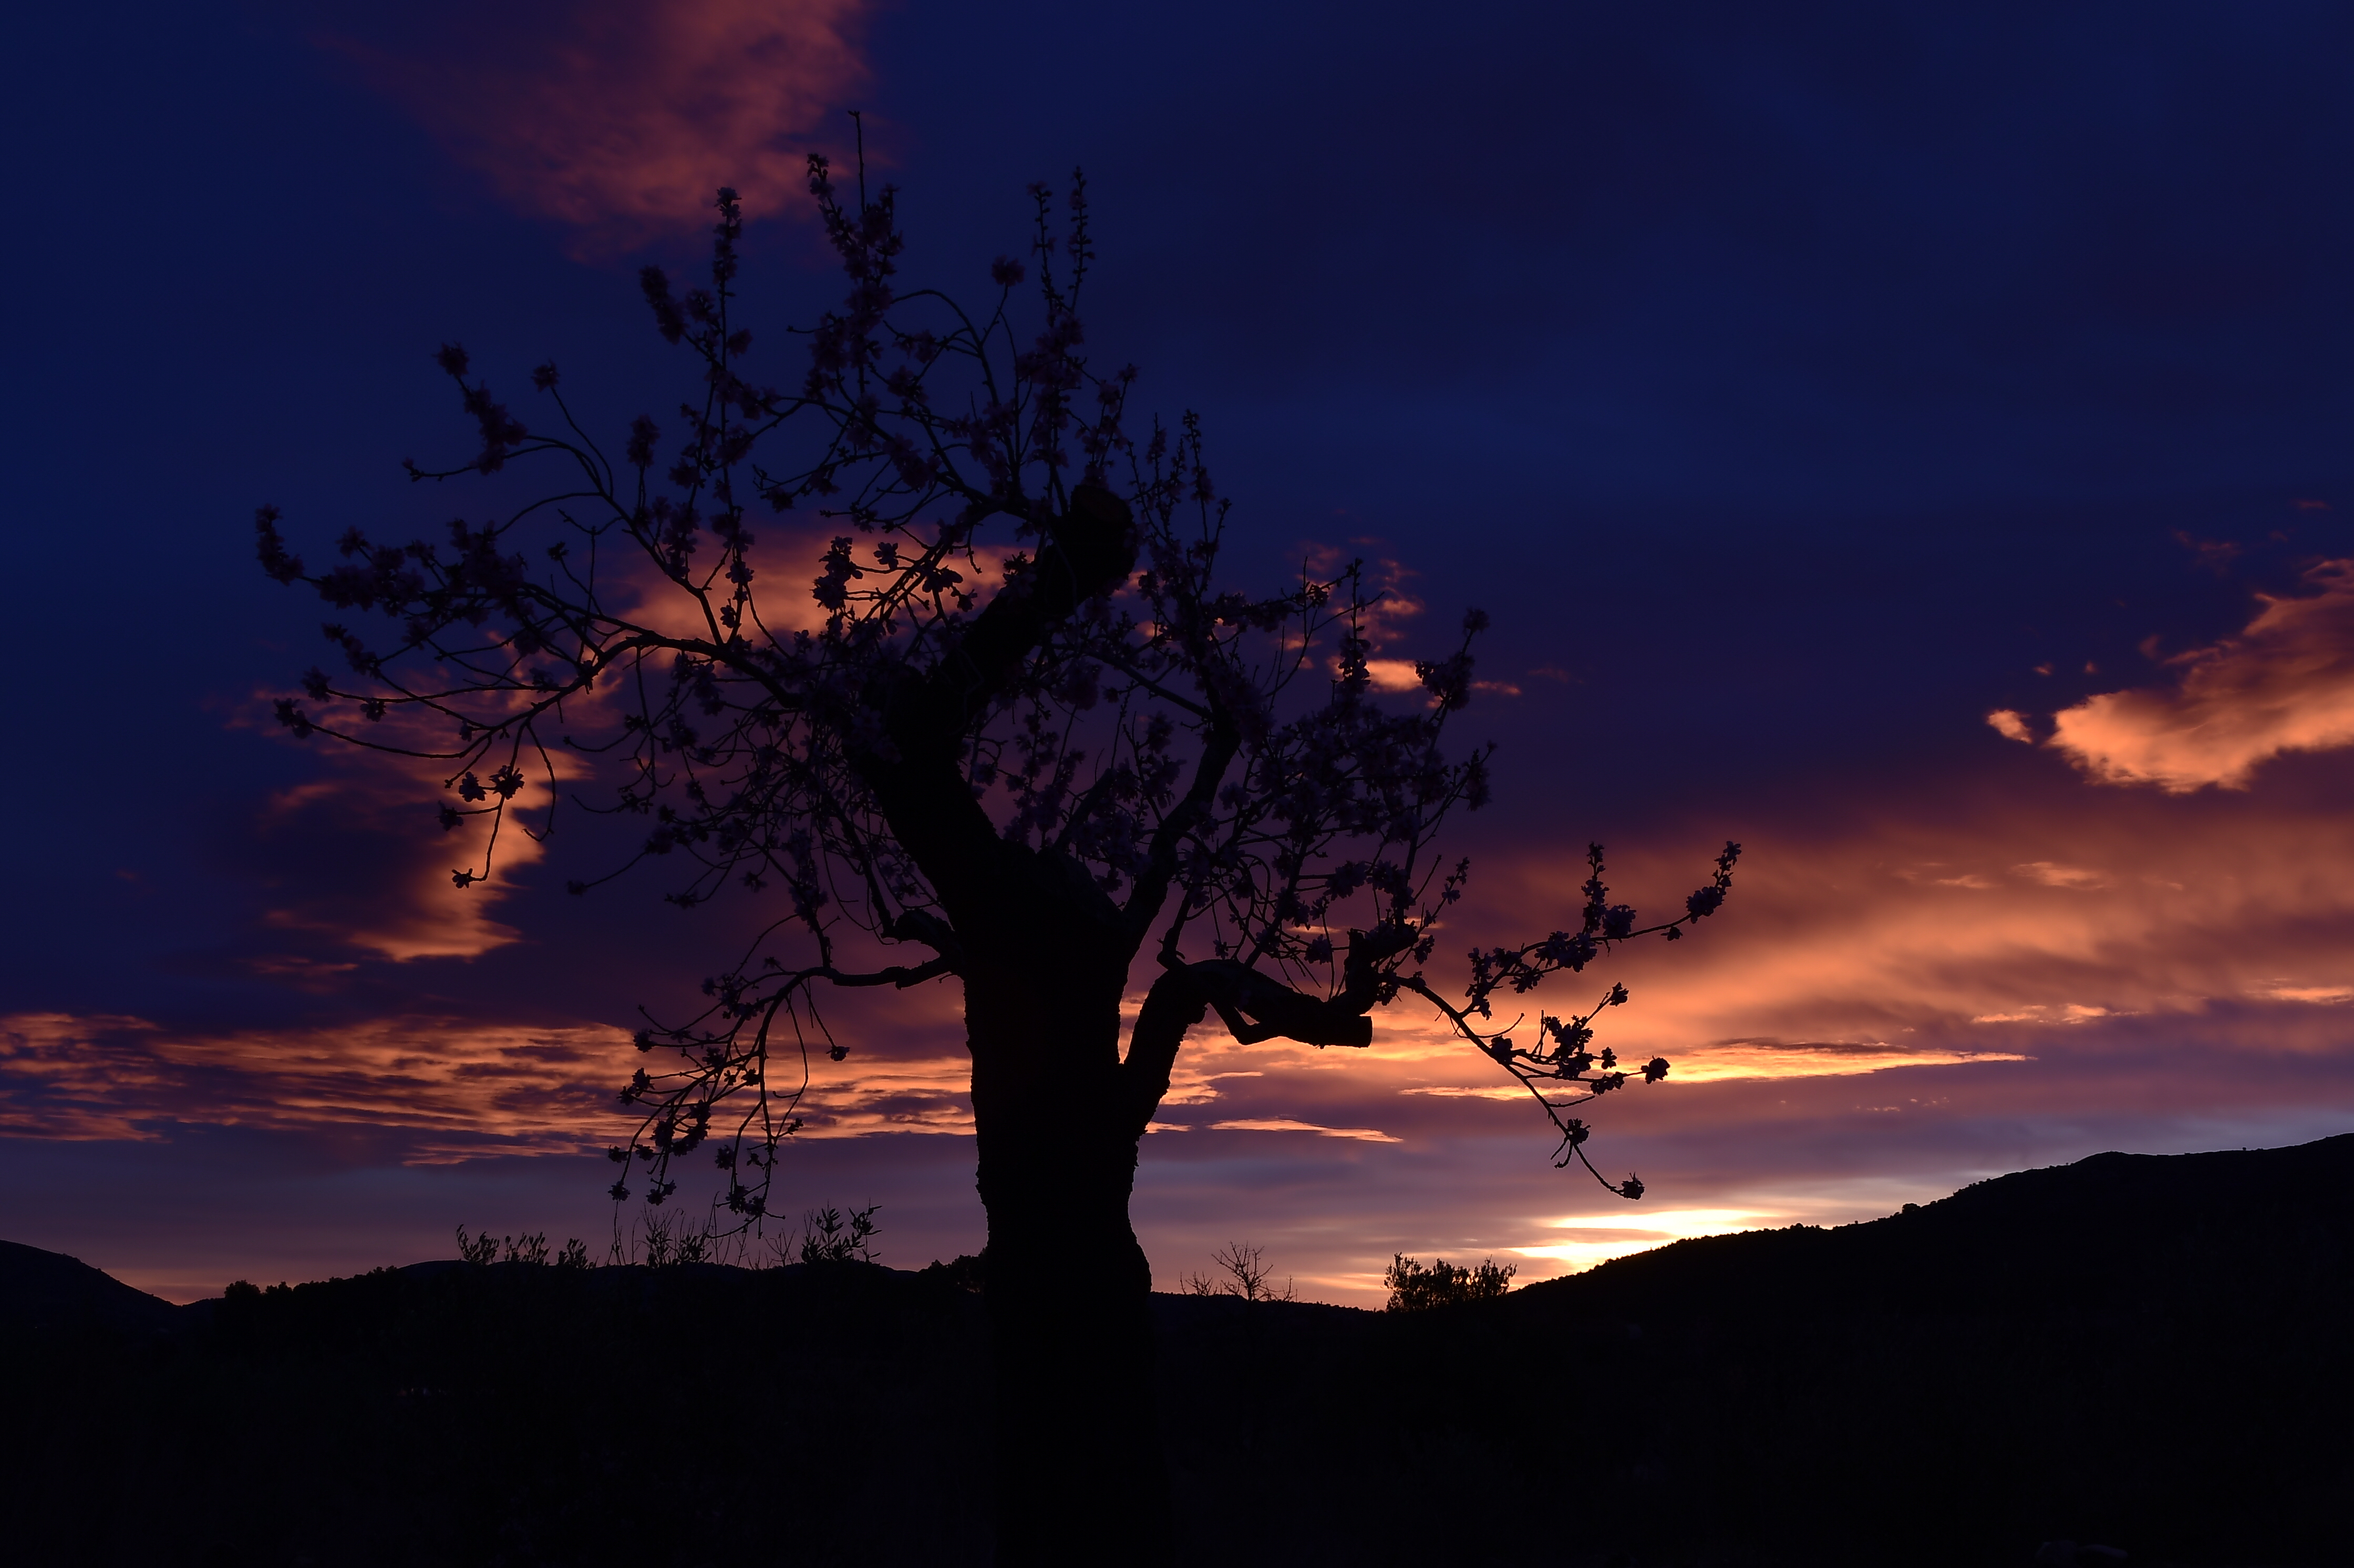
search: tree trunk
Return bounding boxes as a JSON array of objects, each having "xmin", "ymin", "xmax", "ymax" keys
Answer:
[
  {"xmin": 833, "ymin": 482, "xmax": 1182, "ymax": 1558},
  {"xmin": 965, "ymin": 953, "xmax": 1173, "ymax": 1566}
]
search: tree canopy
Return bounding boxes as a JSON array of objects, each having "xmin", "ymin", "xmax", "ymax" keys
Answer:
[
  {"xmin": 256, "ymin": 151, "xmax": 1738, "ymax": 1559},
  {"xmin": 259, "ymin": 162, "xmax": 1734, "ymax": 1205}
]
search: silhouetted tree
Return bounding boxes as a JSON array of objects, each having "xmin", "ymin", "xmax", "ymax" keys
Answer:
[
  {"xmin": 1384, "ymin": 1252, "xmax": 1516, "ymax": 1311},
  {"xmin": 1183, "ymin": 1242, "xmax": 1294, "ymax": 1302},
  {"xmin": 256, "ymin": 156, "xmax": 1737, "ymax": 1562}
]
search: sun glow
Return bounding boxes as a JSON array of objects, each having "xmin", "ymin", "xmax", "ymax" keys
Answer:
[{"xmin": 1511, "ymin": 1206, "xmax": 1781, "ymax": 1272}]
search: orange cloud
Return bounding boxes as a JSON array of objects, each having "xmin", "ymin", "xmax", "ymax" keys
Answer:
[
  {"xmin": 253, "ymin": 770, "xmax": 541, "ymax": 962},
  {"xmin": 220, "ymin": 696, "xmax": 564, "ymax": 962},
  {"xmin": 783, "ymin": 1048, "xmax": 974, "ymax": 1139},
  {"xmin": 2043, "ymin": 560, "xmax": 2354, "ymax": 791},
  {"xmin": 1204, "ymin": 1118, "xmax": 1402, "ymax": 1142},
  {"xmin": 0, "ymin": 1011, "xmax": 622, "ymax": 1158},
  {"xmin": 0, "ymin": 995, "xmax": 987, "ymax": 1160},
  {"xmin": 2010, "ymin": 860, "xmax": 2108, "ymax": 890},
  {"xmin": 332, "ymin": 0, "xmax": 870, "ymax": 242},
  {"xmin": 1469, "ymin": 791, "xmax": 2354, "ymax": 1076}
]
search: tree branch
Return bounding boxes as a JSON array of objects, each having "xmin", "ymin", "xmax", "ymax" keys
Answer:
[
  {"xmin": 848, "ymin": 483, "xmax": 1139, "ymax": 916},
  {"xmin": 901, "ymin": 482, "xmax": 1137, "ymax": 747},
  {"xmin": 1121, "ymin": 710, "xmax": 1238, "ymax": 948},
  {"xmin": 885, "ymin": 909, "xmax": 966, "ymax": 969},
  {"xmin": 1120, "ymin": 965, "xmax": 1208, "ymax": 1139},
  {"xmin": 1179, "ymin": 957, "xmax": 1375, "ymax": 1049}
]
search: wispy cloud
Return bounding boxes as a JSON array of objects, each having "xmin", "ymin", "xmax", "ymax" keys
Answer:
[
  {"xmin": 1661, "ymin": 1042, "xmax": 2030, "ymax": 1081},
  {"xmin": 1468, "ymin": 795, "xmax": 2354, "ymax": 1077},
  {"xmin": 2041, "ymin": 560, "xmax": 2354, "ymax": 791},
  {"xmin": 1969, "ymin": 1005, "xmax": 2111, "ymax": 1025},
  {"xmin": 1206, "ymin": 1119, "xmax": 1401, "ymax": 1142},
  {"xmin": 0, "ymin": 1005, "xmax": 977, "ymax": 1158},
  {"xmin": 1397, "ymin": 1041, "xmax": 2026, "ymax": 1095},
  {"xmin": 247, "ymin": 768, "xmax": 541, "ymax": 962},
  {"xmin": 2011, "ymin": 861, "xmax": 2108, "ymax": 889},
  {"xmin": 329, "ymin": 0, "xmax": 870, "ymax": 244},
  {"xmin": 0, "ymin": 1011, "xmax": 620, "ymax": 1158},
  {"xmin": 2261, "ymin": 983, "xmax": 2353, "ymax": 1004}
]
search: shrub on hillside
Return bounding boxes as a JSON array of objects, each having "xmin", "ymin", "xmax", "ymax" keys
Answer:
[{"xmin": 1384, "ymin": 1253, "xmax": 1514, "ymax": 1311}]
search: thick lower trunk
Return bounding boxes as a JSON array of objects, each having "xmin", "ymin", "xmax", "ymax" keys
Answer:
[
  {"xmin": 981, "ymin": 1134, "xmax": 1165, "ymax": 1564},
  {"xmin": 966, "ymin": 958, "xmax": 1175, "ymax": 1566}
]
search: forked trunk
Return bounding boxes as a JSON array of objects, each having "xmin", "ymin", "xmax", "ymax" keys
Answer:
[{"xmin": 965, "ymin": 956, "xmax": 1172, "ymax": 1566}]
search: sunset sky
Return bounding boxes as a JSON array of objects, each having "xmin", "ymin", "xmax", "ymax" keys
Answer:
[{"xmin": 8, "ymin": 2, "xmax": 2354, "ymax": 1306}]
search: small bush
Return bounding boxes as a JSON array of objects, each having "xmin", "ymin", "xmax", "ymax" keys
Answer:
[
  {"xmin": 920, "ymin": 1253, "xmax": 987, "ymax": 1294},
  {"xmin": 796, "ymin": 1204, "xmax": 881, "ymax": 1265},
  {"xmin": 455, "ymin": 1227, "xmax": 588, "ymax": 1267},
  {"xmin": 1383, "ymin": 1254, "xmax": 1514, "ymax": 1311}
]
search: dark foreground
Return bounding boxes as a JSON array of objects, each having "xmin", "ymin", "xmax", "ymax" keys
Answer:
[{"xmin": 9, "ymin": 1135, "xmax": 2352, "ymax": 1566}]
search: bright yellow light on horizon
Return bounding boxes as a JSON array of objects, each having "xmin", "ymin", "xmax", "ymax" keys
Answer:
[{"xmin": 1512, "ymin": 1207, "xmax": 1778, "ymax": 1273}]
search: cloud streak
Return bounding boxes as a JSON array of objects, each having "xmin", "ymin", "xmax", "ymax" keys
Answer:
[
  {"xmin": 247, "ymin": 769, "xmax": 541, "ymax": 962},
  {"xmin": 1501, "ymin": 796, "xmax": 2354, "ymax": 1070},
  {"xmin": 0, "ymin": 1011, "xmax": 620, "ymax": 1158},
  {"xmin": 2039, "ymin": 560, "xmax": 2354, "ymax": 791},
  {"xmin": 332, "ymin": 0, "xmax": 870, "ymax": 242}
]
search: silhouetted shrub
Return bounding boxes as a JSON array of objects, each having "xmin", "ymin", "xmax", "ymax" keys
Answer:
[
  {"xmin": 1181, "ymin": 1242, "xmax": 1294, "ymax": 1301},
  {"xmin": 797, "ymin": 1203, "xmax": 881, "ymax": 1265},
  {"xmin": 1382, "ymin": 1253, "xmax": 1514, "ymax": 1310}
]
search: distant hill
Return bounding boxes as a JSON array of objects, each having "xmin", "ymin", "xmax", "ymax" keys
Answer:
[
  {"xmin": 1519, "ymin": 1132, "xmax": 2354, "ymax": 1319},
  {"xmin": 0, "ymin": 1237, "xmax": 181, "ymax": 1336},
  {"xmin": 6, "ymin": 1135, "xmax": 2349, "ymax": 1566},
  {"xmin": 1467, "ymin": 1135, "xmax": 2354, "ymax": 1565}
]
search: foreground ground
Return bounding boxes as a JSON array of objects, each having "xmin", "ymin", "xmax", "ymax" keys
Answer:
[{"xmin": 8, "ymin": 1134, "xmax": 2351, "ymax": 1566}]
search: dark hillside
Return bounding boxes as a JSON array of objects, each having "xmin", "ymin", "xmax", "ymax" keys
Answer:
[
  {"xmin": 7, "ymin": 1135, "xmax": 2349, "ymax": 1566},
  {"xmin": 0, "ymin": 1237, "xmax": 183, "ymax": 1336},
  {"xmin": 6, "ymin": 1255, "xmax": 996, "ymax": 1566},
  {"xmin": 1375, "ymin": 1136, "xmax": 2354, "ymax": 1566}
]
